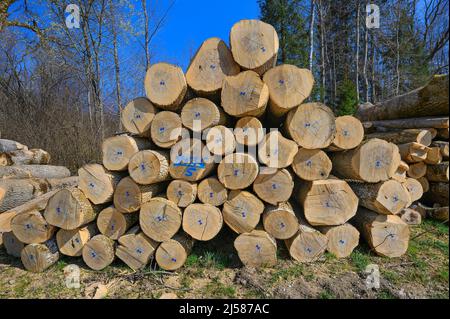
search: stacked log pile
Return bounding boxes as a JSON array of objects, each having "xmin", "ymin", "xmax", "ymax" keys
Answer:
[
  {"xmin": 0, "ymin": 20, "xmax": 448, "ymax": 273},
  {"xmin": 357, "ymin": 74, "xmax": 449, "ymax": 223}
]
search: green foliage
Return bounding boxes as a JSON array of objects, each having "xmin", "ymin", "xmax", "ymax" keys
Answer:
[
  {"xmin": 336, "ymin": 78, "xmax": 358, "ymax": 115},
  {"xmin": 350, "ymin": 249, "xmax": 371, "ymax": 272},
  {"xmin": 202, "ymin": 277, "xmax": 236, "ymax": 298}
]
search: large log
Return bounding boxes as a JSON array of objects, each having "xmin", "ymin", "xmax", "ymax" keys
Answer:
[
  {"xmin": 362, "ymin": 116, "xmax": 449, "ymax": 130},
  {"xmin": 262, "ymin": 201, "xmax": 299, "ymax": 240},
  {"xmin": 0, "ymin": 165, "xmax": 70, "ymax": 179},
  {"xmin": 21, "ymin": 239, "xmax": 59, "ymax": 272},
  {"xmin": 113, "ymin": 176, "xmax": 162, "ymax": 213},
  {"xmin": 217, "ymin": 153, "xmax": 259, "ymax": 190},
  {"xmin": 262, "ymin": 64, "xmax": 314, "ymax": 117},
  {"xmin": 139, "ymin": 197, "xmax": 182, "ymax": 242},
  {"xmin": 252, "ymin": 168, "xmax": 294, "ymax": 205},
  {"xmin": 291, "ymin": 148, "xmax": 332, "ymax": 181},
  {"xmin": 82, "ymin": 234, "xmax": 116, "ymax": 271},
  {"xmin": 11, "ymin": 210, "xmax": 56, "ymax": 244},
  {"xmin": 181, "ymin": 98, "xmax": 227, "ymax": 132},
  {"xmin": 229, "ymin": 19, "xmax": 279, "ymax": 75},
  {"xmin": 128, "ymin": 150, "xmax": 170, "ymax": 185},
  {"xmin": 296, "ymin": 179, "xmax": 359, "ymax": 226},
  {"xmin": 234, "ymin": 229, "xmax": 277, "ymax": 267},
  {"xmin": 234, "ymin": 116, "xmax": 264, "ymax": 146},
  {"xmin": 318, "ymin": 223, "xmax": 360, "ymax": 258},
  {"xmin": 121, "ymin": 97, "xmax": 157, "ymax": 136},
  {"xmin": 102, "ymin": 135, "xmax": 152, "ymax": 171},
  {"xmin": 285, "ymin": 102, "xmax": 336, "ymax": 149},
  {"xmin": 186, "ymin": 37, "xmax": 240, "ymax": 96},
  {"xmin": 402, "ymin": 178, "xmax": 423, "ymax": 205},
  {"xmin": 78, "ymin": 164, "xmax": 122, "ymax": 205},
  {"xmin": 348, "ymin": 180, "xmax": 410, "ymax": 215},
  {"xmin": 407, "ymin": 162, "xmax": 427, "ymax": 178},
  {"xmin": 197, "ymin": 177, "xmax": 228, "ymax": 206},
  {"xmin": 56, "ymin": 223, "xmax": 98, "ymax": 257},
  {"xmin": 166, "ymin": 180, "xmax": 197, "ymax": 208},
  {"xmin": 1, "ymin": 148, "xmax": 50, "ymax": 166},
  {"xmin": 0, "ymin": 139, "xmax": 27, "ymax": 152},
  {"xmin": 432, "ymin": 141, "xmax": 449, "ymax": 159},
  {"xmin": 397, "ymin": 142, "xmax": 429, "ymax": 163},
  {"xmin": 2, "ymin": 232, "xmax": 25, "ymax": 257},
  {"xmin": 364, "ymin": 129, "xmax": 435, "ymax": 147},
  {"xmin": 144, "ymin": 62, "xmax": 187, "ymax": 111},
  {"xmin": 116, "ymin": 226, "xmax": 159, "ymax": 271},
  {"xmin": 155, "ymin": 232, "xmax": 194, "ymax": 271},
  {"xmin": 150, "ymin": 111, "xmax": 183, "ymax": 148},
  {"xmin": 44, "ymin": 188, "xmax": 101, "ymax": 230},
  {"xmin": 426, "ymin": 162, "xmax": 449, "ymax": 182},
  {"xmin": 355, "ymin": 74, "xmax": 449, "ymax": 121},
  {"xmin": 221, "ymin": 70, "xmax": 269, "ymax": 117},
  {"xmin": 182, "ymin": 203, "xmax": 223, "ymax": 241},
  {"xmin": 206, "ymin": 125, "xmax": 236, "ymax": 156},
  {"xmin": 327, "ymin": 116, "xmax": 364, "ymax": 151},
  {"xmin": 96, "ymin": 206, "xmax": 138, "ymax": 240},
  {"xmin": 222, "ymin": 190, "xmax": 264, "ymax": 234},
  {"xmin": 330, "ymin": 138, "xmax": 401, "ymax": 183},
  {"xmin": 351, "ymin": 207, "xmax": 410, "ymax": 258},
  {"xmin": 258, "ymin": 131, "xmax": 298, "ymax": 168}
]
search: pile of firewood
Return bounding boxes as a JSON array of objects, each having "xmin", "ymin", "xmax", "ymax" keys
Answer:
[
  {"xmin": 358, "ymin": 74, "xmax": 449, "ymax": 224},
  {"xmin": 0, "ymin": 20, "xmax": 448, "ymax": 273}
]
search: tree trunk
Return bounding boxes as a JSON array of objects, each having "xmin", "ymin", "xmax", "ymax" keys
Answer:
[
  {"xmin": 402, "ymin": 178, "xmax": 423, "ymax": 204},
  {"xmin": 102, "ymin": 135, "xmax": 152, "ymax": 171},
  {"xmin": 129, "ymin": 150, "xmax": 170, "ymax": 185},
  {"xmin": 2, "ymin": 232, "xmax": 24, "ymax": 257},
  {"xmin": 0, "ymin": 165, "xmax": 70, "ymax": 179},
  {"xmin": 234, "ymin": 229, "xmax": 277, "ymax": 267},
  {"xmin": 82, "ymin": 234, "xmax": 116, "ymax": 271},
  {"xmin": 262, "ymin": 201, "xmax": 298, "ymax": 240},
  {"xmin": 1, "ymin": 148, "xmax": 50, "ymax": 166},
  {"xmin": 113, "ymin": 176, "xmax": 162, "ymax": 213},
  {"xmin": 318, "ymin": 223, "xmax": 360, "ymax": 258},
  {"xmin": 182, "ymin": 203, "xmax": 223, "ymax": 241},
  {"xmin": 424, "ymin": 182, "xmax": 449, "ymax": 206},
  {"xmin": 396, "ymin": 208, "xmax": 422, "ymax": 225},
  {"xmin": 432, "ymin": 141, "xmax": 449, "ymax": 159},
  {"xmin": 78, "ymin": 163, "xmax": 122, "ymax": 205},
  {"xmin": 121, "ymin": 97, "xmax": 157, "ymax": 136},
  {"xmin": 155, "ymin": 232, "xmax": 194, "ymax": 271},
  {"xmin": 392, "ymin": 161, "xmax": 409, "ymax": 182},
  {"xmin": 56, "ymin": 223, "xmax": 98, "ymax": 257},
  {"xmin": 222, "ymin": 190, "xmax": 264, "ymax": 234},
  {"xmin": 292, "ymin": 148, "xmax": 331, "ymax": 181},
  {"xmin": 0, "ymin": 139, "xmax": 27, "ymax": 153},
  {"xmin": 21, "ymin": 238, "xmax": 59, "ymax": 273},
  {"xmin": 309, "ymin": 0, "xmax": 315, "ymax": 72},
  {"xmin": 11, "ymin": 210, "xmax": 56, "ymax": 244},
  {"xmin": 96, "ymin": 206, "xmax": 138, "ymax": 240},
  {"xmin": 363, "ymin": 116, "xmax": 449, "ymax": 130},
  {"xmin": 424, "ymin": 146, "xmax": 443, "ymax": 165},
  {"xmin": 355, "ymin": 1, "xmax": 360, "ymax": 102}
]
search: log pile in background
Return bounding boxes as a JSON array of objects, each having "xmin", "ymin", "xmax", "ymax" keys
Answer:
[{"xmin": 0, "ymin": 20, "xmax": 448, "ymax": 273}]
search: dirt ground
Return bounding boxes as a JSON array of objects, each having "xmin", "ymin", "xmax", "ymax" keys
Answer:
[{"xmin": 0, "ymin": 219, "xmax": 448, "ymax": 299}]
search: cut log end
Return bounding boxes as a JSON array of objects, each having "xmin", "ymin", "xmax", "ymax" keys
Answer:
[
  {"xmin": 197, "ymin": 177, "xmax": 228, "ymax": 206},
  {"xmin": 234, "ymin": 230, "xmax": 277, "ymax": 267},
  {"xmin": 222, "ymin": 190, "xmax": 264, "ymax": 234},
  {"xmin": 82, "ymin": 234, "xmax": 115, "ymax": 271},
  {"xmin": 166, "ymin": 180, "xmax": 197, "ymax": 208},
  {"xmin": 292, "ymin": 148, "xmax": 332, "ymax": 181},
  {"xmin": 182, "ymin": 203, "xmax": 223, "ymax": 241}
]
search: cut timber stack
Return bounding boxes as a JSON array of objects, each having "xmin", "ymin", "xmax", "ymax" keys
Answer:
[
  {"xmin": 357, "ymin": 74, "xmax": 449, "ymax": 223},
  {"xmin": 2, "ymin": 19, "xmax": 446, "ymax": 274}
]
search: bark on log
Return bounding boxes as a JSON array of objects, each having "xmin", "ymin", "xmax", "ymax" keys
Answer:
[
  {"xmin": 144, "ymin": 62, "xmax": 187, "ymax": 111},
  {"xmin": 0, "ymin": 139, "xmax": 28, "ymax": 153},
  {"xmin": 222, "ymin": 190, "xmax": 264, "ymax": 234},
  {"xmin": 166, "ymin": 180, "xmax": 197, "ymax": 208},
  {"xmin": 121, "ymin": 97, "xmax": 157, "ymax": 136},
  {"xmin": 258, "ymin": 131, "xmax": 298, "ymax": 168},
  {"xmin": 362, "ymin": 116, "xmax": 449, "ymax": 130},
  {"xmin": 229, "ymin": 19, "xmax": 279, "ymax": 75},
  {"xmin": 416, "ymin": 204, "xmax": 449, "ymax": 221},
  {"xmin": 291, "ymin": 148, "xmax": 332, "ymax": 181},
  {"xmin": 155, "ymin": 232, "xmax": 194, "ymax": 271},
  {"xmin": 0, "ymin": 148, "xmax": 50, "ymax": 166},
  {"xmin": 78, "ymin": 164, "xmax": 122, "ymax": 205},
  {"xmin": 11, "ymin": 210, "xmax": 56, "ymax": 244},
  {"xmin": 56, "ymin": 223, "xmax": 98, "ymax": 257},
  {"xmin": 150, "ymin": 111, "xmax": 183, "ymax": 148},
  {"xmin": 102, "ymin": 135, "xmax": 152, "ymax": 171},
  {"xmin": 2, "ymin": 231, "xmax": 24, "ymax": 257},
  {"xmin": 423, "ymin": 182, "xmax": 449, "ymax": 206},
  {"xmin": 182, "ymin": 203, "xmax": 223, "ymax": 240},
  {"xmin": 365, "ymin": 129, "xmax": 435, "ymax": 146},
  {"xmin": 181, "ymin": 98, "xmax": 227, "ymax": 132},
  {"xmin": 234, "ymin": 229, "xmax": 277, "ymax": 267},
  {"xmin": 197, "ymin": 177, "xmax": 228, "ymax": 206},
  {"xmin": 82, "ymin": 234, "xmax": 116, "ymax": 270},
  {"xmin": 285, "ymin": 102, "xmax": 336, "ymax": 149},
  {"xmin": 253, "ymin": 168, "xmax": 294, "ymax": 205},
  {"xmin": 97, "ymin": 206, "xmax": 138, "ymax": 240},
  {"xmin": 129, "ymin": 150, "xmax": 170, "ymax": 185},
  {"xmin": 21, "ymin": 238, "xmax": 59, "ymax": 272},
  {"xmin": 417, "ymin": 176, "xmax": 430, "ymax": 193},
  {"xmin": 113, "ymin": 176, "xmax": 162, "ymax": 213},
  {"xmin": 318, "ymin": 223, "xmax": 360, "ymax": 258},
  {"xmin": 330, "ymin": 139, "xmax": 401, "ymax": 183},
  {"xmin": 218, "ymin": 153, "xmax": 259, "ymax": 190},
  {"xmin": 426, "ymin": 162, "xmax": 449, "ymax": 182},
  {"xmin": 262, "ymin": 201, "xmax": 299, "ymax": 240},
  {"xmin": 351, "ymin": 207, "xmax": 410, "ymax": 258},
  {"xmin": 234, "ymin": 116, "xmax": 264, "ymax": 146},
  {"xmin": 327, "ymin": 116, "xmax": 364, "ymax": 151},
  {"xmin": 355, "ymin": 74, "xmax": 449, "ymax": 121},
  {"xmin": 262, "ymin": 64, "xmax": 314, "ymax": 117},
  {"xmin": 0, "ymin": 165, "xmax": 70, "ymax": 179},
  {"xmin": 436, "ymin": 128, "xmax": 449, "ymax": 139},
  {"xmin": 432, "ymin": 141, "xmax": 449, "ymax": 159}
]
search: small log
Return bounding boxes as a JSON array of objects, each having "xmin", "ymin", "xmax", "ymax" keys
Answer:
[
  {"xmin": 234, "ymin": 229, "xmax": 277, "ymax": 267},
  {"xmin": 166, "ymin": 180, "xmax": 197, "ymax": 208},
  {"xmin": 21, "ymin": 239, "xmax": 59, "ymax": 272},
  {"xmin": 1, "ymin": 148, "xmax": 50, "ymax": 166},
  {"xmin": 262, "ymin": 64, "xmax": 314, "ymax": 117},
  {"xmin": 396, "ymin": 208, "xmax": 422, "ymax": 225},
  {"xmin": 417, "ymin": 176, "xmax": 430, "ymax": 192},
  {"xmin": 258, "ymin": 131, "xmax": 298, "ymax": 168},
  {"xmin": 285, "ymin": 102, "xmax": 336, "ymax": 149},
  {"xmin": 144, "ymin": 62, "xmax": 187, "ymax": 111},
  {"xmin": 327, "ymin": 116, "xmax": 364, "ymax": 151},
  {"xmin": 296, "ymin": 179, "xmax": 358, "ymax": 226},
  {"xmin": 330, "ymin": 138, "xmax": 401, "ymax": 183},
  {"xmin": 116, "ymin": 226, "xmax": 159, "ymax": 271},
  {"xmin": 113, "ymin": 176, "xmax": 162, "ymax": 213},
  {"xmin": 2, "ymin": 232, "xmax": 25, "ymax": 257},
  {"xmin": 423, "ymin": 182, "xmax": 449, "ymax": 206},
  {"xmin": 181, "ymin": 98, "xmax": 227, "ymax": 132},
  {"xmin": 417, "ymin": 204, "xmax": 449, "ymax": 221},
  {"xmin": 97, "ymin": 206, "xmax": 138, "ymax": 240},
  {"xmin": 186, "ymin": 37, "xmax": 240, "ymax": 97},
  {"xmin": 397, "ymin": 142, "xmax": 429, "ymax": 163},
  {"xmin": 82, "ymin": 234, "xmax": 116, "ymax": 271},
  {"xmin": 206, "ymin": 125, "xmax": 236, "ymax": 156},
  {"xmin": 44, "ymin": 188, "xmax": 100, "ymax": 230},
  {"xmin": 364, "ymin": 129, "xmax": 435, "ymax": 146},
  {"xmin": 0, "ymin": 139, "xmax": 28, "ymax": 152},
  {"xmin": 351, "ymin": 207, "xmax": 410, "ymax": 258},
  {"xmin": 392, "ymin": 161, "xmax": 409, "ymax": 183},
  {"xmin": 362, "ymin": 116, "xmax": 449, "ymax": 130},
  {"xmin": 128, "ymin": 150, "xmax": 170, "ymax": 185},
  {"xmin": 0, "ymin": 178, "xmax": 47, "ymax": 212},
  {"xmin": 291, "ymin": 148, "xmax": 332, "ymax": 181},
  {"xmin": 221, "ymin": 70, "xmax": 269, "ymax": 117},
  {"xmin": 253, "ymin": 168, "xmax": 294, "ymax": 205},
  {"xmin": 169, "ymin": 138, "xmax": 215, "ymax": 182},
  {"xmin": 121, "ymin": 97, "xmax": 157, "ymax": 136},
  {"xmin": 222, "ymin": 190, "xmax": 264, "ymax": 234},
  {"xmin": 285, "ymin": 218, "xmax": 328, "ymax": 262},
  {"xmin": 424, "ymin": 146, "xmax": 443, "ymax": 165},
  {"xmin": 432, "ymin": 141, "xmax": 449, "ymax": 159},
  {"xmin": 0, "ymin": 165, "xmax": 70, "ymax": 179},
  {"xmin": 150, "ymin": 111, "xmax": 183, "ymax": 148},
  {"xmin": 78, "ymin": 164, "xmax": 122, "ymax": 205},
  {"xmin": 155, "ymin": 232, "xmax": 194, "ymax": 271},
  {"xmin": 262, "ymin": 202, "xmax": 299, "ymax": 240},
  {"xmin": 229, "ymin": 19, "xmax": 279, "ymax": 75},
  {"xmin": 402, "ymin": 178, "xmax": 423, "ymax": 204},
  {"xmin": 348, "ymin": 180, "xmax": 410, "ymax": 215},
  {"xmin": 182, "ymin": 203, "xmax": 223, "ymax": 241},
  {"xmin": 11, "ymin": 210, "xmax": 56, "ymax": 244},
  {"xmin": 102, "ymin": 135, "xmax": 152, "ymax": 171},
  {"xmin": 217, "ymin": 153, "xmax": 259, "ymax": 190},
  {"xmin": 197, "ymin": 177, "xmax": 228, "ymax": 206},
  {"xmin": 56, "ymin": 224, "xmax": 98, "ymax": 257},
  {"xmin": 436, "ymin": 128, "xmax": 449, "ymax": 139},
  {"xmin": 426, "ymin": 162, "xmax": 449, "ymax": 182},
  {"xmin": 407, "ymin": 162, "xmax": 427, "ymax": 178},
  {"xmin": 355, "ymin": 74, "xmax": 448, "ymax": 121},
  {"xmin": 318, "ymin": 223, "xmax": 360, "ymax": 258},
  {"xmin": 139, "ymin": 197, "xmax": 182, "ymax": 242},
  {"xmin": 234, "ymin": 116, "xmax": 264, "ymax": 146}
]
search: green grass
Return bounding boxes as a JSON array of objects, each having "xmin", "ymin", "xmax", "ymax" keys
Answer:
[
  {"xmin": 381, "ymin": 269, "xmax": 401, "ymax": 284},
  {"xmin": 13, "ymin": 277, "xmax": 31, "ymax": 297},
  {"xmin": 270, "ymin": 264, "xmax": 304, "ymax": 284},
  {"xmin": 202, "ymin": 277, "xmax": 236, "ymax": 298},
  {"xmin": 350, "ymin": 250, "xmax": 371, "ymax": 272},
  {"xmin": 377, "ymin": 289, "xmax": 397, "ymax": 299},
  {"xmin": 319, "ymin": 289, "xmax": 335, "ymax": 299},
  {"xmin": 185, "ymin": 250, "xmax": 232, "ymax": 270}
]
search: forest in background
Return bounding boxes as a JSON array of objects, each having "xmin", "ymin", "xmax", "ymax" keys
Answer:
[{"xmin": 0, "ymin": 0, "xmax": 448, "ymax": 171}]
